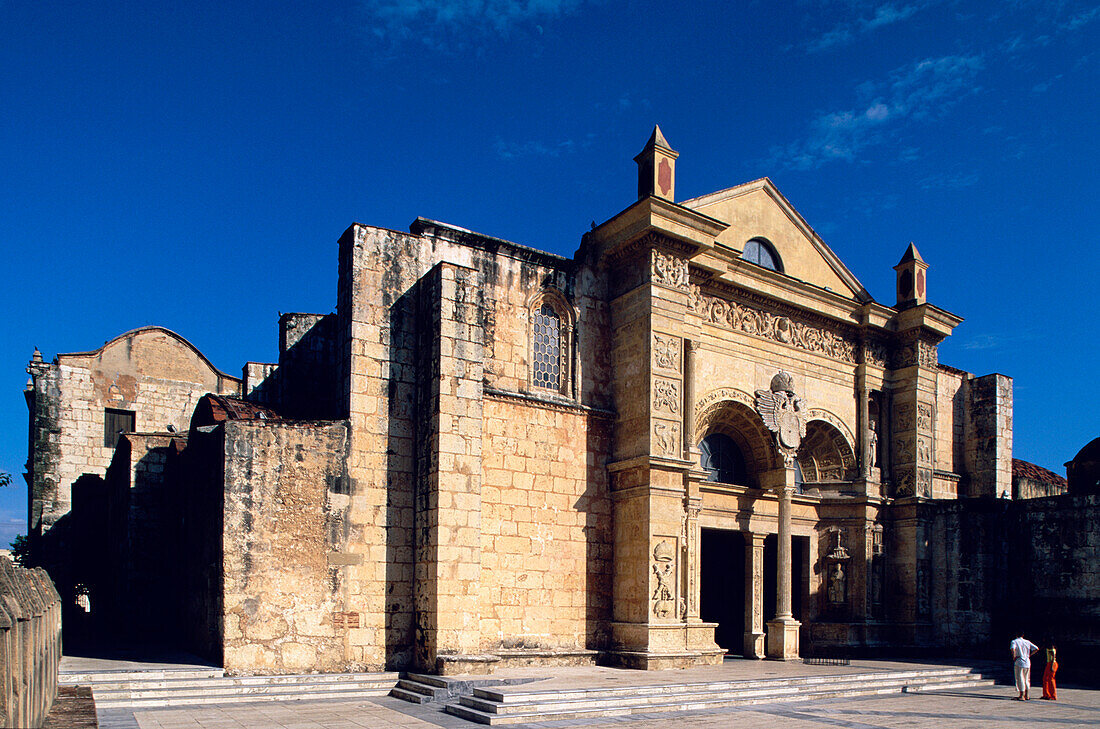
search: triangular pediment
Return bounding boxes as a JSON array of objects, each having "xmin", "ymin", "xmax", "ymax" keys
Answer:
[{"xmin": 682, "ymin": 178, "xmax": 870, "ymax": 302}]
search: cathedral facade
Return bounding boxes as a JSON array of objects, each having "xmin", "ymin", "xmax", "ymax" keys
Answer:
[{"xmin": 26, "ymin": 128, "xmax": 1020, "ymax": 674}]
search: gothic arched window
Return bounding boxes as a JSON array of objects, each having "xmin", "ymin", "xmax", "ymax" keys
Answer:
[
  {"xmin": 699, "ymin": 433, "xmax": 748, "ymax": 485},
  {"xmin": 742, "ymin": 238, "xmax": 783, "ymax": 273},
  {"xmin": 532, "ymin": 303, "xmax": 563, "ymax": 391}
]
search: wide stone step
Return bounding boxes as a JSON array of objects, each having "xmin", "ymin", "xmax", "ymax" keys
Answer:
[
  {"xmin": 445, "ymin": 670, "xmax": 993, "ymax": 725},
  {"xmin": 69, "ymin": 671, "xmax": 395, "ymax": 692},
  {"xmin": 460, "ymin": 673, "xmax": 989, "ymax": 716},
  {"xmin": 60, "ymin": 668, "xmax": 224, "ymax": 684},
  {"xmin": 93, "ymin": 685, "xmax": 398, "ymax": 709},
  {"xmin": 470, "ymin": 666, "xmax": 978, "ymax": 703},
  {"xmin": 86, "ymin": 671, "xmax": 400, "ymax": 708}
]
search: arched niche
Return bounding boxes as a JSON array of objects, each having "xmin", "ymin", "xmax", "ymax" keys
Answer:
[{"xmin": 797, "ymin": 419, "xmax": 858, "ymax": 483}]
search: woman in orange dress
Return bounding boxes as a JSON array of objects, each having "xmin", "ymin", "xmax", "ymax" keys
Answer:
[{"xmin": 1042, "ymin": 642, "xmax": 1058, "ymax": 700}]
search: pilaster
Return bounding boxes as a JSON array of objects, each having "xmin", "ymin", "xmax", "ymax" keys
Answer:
[
  {"xmin": 743, "ymin": 532, "xmax": 766, "ymax": 658},
  {"xmin": 414, "ymin": 262, "xmax": 484, "ymax": 672}
]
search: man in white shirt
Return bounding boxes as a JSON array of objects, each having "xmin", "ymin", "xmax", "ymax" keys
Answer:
[{"xmin": 1010, "ymin": 631, "xmax": 1039, "ymax": 700}]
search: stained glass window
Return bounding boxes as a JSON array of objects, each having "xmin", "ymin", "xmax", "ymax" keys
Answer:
[{"xmin": 532, "ymin": 303, "xmax": 561, "ymax": 390}]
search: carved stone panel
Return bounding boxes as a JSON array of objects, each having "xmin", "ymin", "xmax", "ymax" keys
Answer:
[
  {"xmin": 651, "ymin": 539, "xmax": 677, "ymax": 619},
  {"xmin": 652, "ymin": 378, "xmax": 681, "ymax": 415},
  {"xmin": 652, "ymin": 334, "xmax": 681, "ymax": 372},
  {"xmin": 652, "ymin": 420, "xmax": 681, "ymax": 457}
]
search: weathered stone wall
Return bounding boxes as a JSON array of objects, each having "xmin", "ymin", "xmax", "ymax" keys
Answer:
[
  {"xmin": 480, "ymin": 398, "xmax": 612, "ymax": 653},
  {"xmin": 220, "ymin": 419, "xmax": 351, "ymax": 674},
  {"xmin": 931, "ymin": 494, "xmax": 1100, "ymax": 677},
  {"xmin": 334, "ymin": 219, "xmax": 609, "ymax": 670},
  {"xmin": 932, "ymin": 366, "xmax": 966, "ymax": 497},
  {"xmin": 964, "ymin": 373, "xmax": 1013, "ymax": 498},
  {"xmin": 0, "ymin": 557, "xmax": 61, "ymax": 729},
  {"xmin": 25, "ymin": 327, "xmax": 240, "ymax": 621}
]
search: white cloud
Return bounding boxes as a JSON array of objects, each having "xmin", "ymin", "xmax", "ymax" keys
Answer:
[
  {"xmin": 808, "ymin": 2, "xmax": 929, "ymax": 52},
  {"xmin": 767, "ymin": 54, "xmax": 983, "ymax": 170}
]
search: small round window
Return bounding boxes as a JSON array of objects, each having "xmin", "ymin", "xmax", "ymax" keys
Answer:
[{"xmin": 742, "ymin": 238, "xmax": 783, "ymax": 272}]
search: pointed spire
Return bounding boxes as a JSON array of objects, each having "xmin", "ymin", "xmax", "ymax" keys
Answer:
[
  {"xmin": 634, "ymin": 125, "xmax": 679, "ymax": 202},
  {"xmin": 893, "ymin": 242, "xmax": 929, "ymax": 309},
  {"xmin": 896, "ymin": 242, "xmax": 924, "ymax": 265},
  {"xmin": 32, "ymin": 347, "xmax": 42, "ymax": 363}
]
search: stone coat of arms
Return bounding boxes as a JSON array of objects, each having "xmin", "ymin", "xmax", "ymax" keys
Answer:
[{"xmin": 755, "ymin": 371, "xmax": 807, "ymax": 462}]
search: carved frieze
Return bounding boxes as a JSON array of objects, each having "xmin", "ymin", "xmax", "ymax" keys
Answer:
[
  {"xmin": 860, "ymin": 339, "xmax": 889, "ymax": 368},
  {"xmin": 689, "ymin": 285, "xmax": 857, "ymax": 364},
  {"xmin": 652, "ymin": 334, "xmax": 681, "ymax": 372},
  {"xmin": 652, "ymin": 378, "xmax": 680, "ymax": 415},
  {"xmin": 651, "ymin": 249, "xmax": 690, "ymax": 290},
  {"xmin": 653, "ymin": 420, "xmax": 681, "ymax": 457}
]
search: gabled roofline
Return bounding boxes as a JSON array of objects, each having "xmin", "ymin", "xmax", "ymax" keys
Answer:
[
  {"xmin": 681, "ymin": 178, "xmax": 873, "ymax": 304},
  {"xmin": 56, "ymin": 325, "xmax": 242, "ymax": 384}
]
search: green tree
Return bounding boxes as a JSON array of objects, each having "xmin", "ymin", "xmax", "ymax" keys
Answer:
[{"xmin": 8, "ymin": 534, "xmax": 29, "ymax": 566}]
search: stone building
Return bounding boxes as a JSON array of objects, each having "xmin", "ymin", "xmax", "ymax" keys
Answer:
[{"xmin": 28, "ymin": 127, "xmax": 1069, "ymax": 675}]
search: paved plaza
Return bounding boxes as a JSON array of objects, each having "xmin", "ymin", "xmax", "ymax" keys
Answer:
[
  {"xmin": 83, "ymin": 655, "xmax": 1100, "ymax": 729},
  {"xmin": 95, "ymin": 686, "xmax": 1100, "ymax": 729}
]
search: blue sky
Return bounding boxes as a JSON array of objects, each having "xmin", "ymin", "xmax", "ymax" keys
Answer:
[{"xmin": 1, "ymin": 0, "xmax": 1097, "ymax": 545}]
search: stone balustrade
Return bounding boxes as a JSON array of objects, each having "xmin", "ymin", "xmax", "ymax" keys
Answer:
[{"xmin": 0, "ymin": 556, "xmax": 61, "ymax": 728}]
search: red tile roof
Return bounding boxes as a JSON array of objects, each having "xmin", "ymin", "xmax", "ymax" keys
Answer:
[{"xmin": 1012, "ymin": 458, "xmax": 1067, "ymax": 487}]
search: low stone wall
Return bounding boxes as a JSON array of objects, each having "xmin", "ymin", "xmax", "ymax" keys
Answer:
[{"xmin": 0, "ymin": 556, "xmax": 62, "ymax": 728}]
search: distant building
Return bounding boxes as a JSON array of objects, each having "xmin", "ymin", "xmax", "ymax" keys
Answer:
[{"xmin": 24, "ymin": 128, "xmax": 1098, "ymax": 675}]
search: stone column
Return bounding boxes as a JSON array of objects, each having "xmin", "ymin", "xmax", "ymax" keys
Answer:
[
  {"xmin": 743, "ymin": 532, "xmax": 765, "ymax": 658},
  {"xmin": 682, "ymin": 339, "xmax": 698, "ymax": 460},
  {"xmin": 766, "ymin": 467, "xmax": 800, "ymax": 660}
]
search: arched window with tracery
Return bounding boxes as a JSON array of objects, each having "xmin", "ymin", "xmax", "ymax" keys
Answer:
[
  {"xmin": 529, "ymin": 292, "xmax": 574, "ymax": 397},
  {"xmin": 532, "ymin": 303, "xmax": 562, "ymax": 390}
]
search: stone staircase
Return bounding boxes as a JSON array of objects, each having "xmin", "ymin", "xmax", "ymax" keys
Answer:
[
  {"xmin": 444, "ymin": 666, "xmax": 996, "ymax": 725},
  {"xmin": 390, "ymin": 672, "xmax": 543, "ymax": 704},
  {"xmin": 59, "ymin": 667, "xmax": 400, "ymax": 708}
]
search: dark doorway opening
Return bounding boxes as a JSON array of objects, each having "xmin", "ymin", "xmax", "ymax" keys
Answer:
[
  {"xmin": 700, "ymin": 528, "xmax": 745, "ymax": 655},
  {"xmin": 763, "ymin": 534, "xmax": 808, "ymax": 654}
]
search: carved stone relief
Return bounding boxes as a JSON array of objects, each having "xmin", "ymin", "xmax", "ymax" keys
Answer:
[
  {"xmin": 896, "ymin": 471, "xmax": 915, "ymax": 497},
  {"xmin": 895, "ymin": 402, "xmax": 914, "ymax": 431},
  {"xmin": 916, "ymin": 436, "xmax": 931, "ymax": 465},
  {"xmin": 689, "ymin": 285, "xmax": 857, "ymax": 364},
  {"xmin": 653, "ymin": 420, "xmax": 681, "ymax": 457},
  {"xmin": 755, "ymin": 371, "xmax": 807, "ymax": 463},
  {"xmin": 917, "ymin": 468, "xmax": 933, "ymax": 497},
  {"xmin": 651, "ymin": 250, "xmax": 690, "ymax": 290},
  {"xmin": 652, "ymin": 378, "xmax": 681, "ymax": 415},
  {"xmin": 916, "ymin": 402, "xmax": 933, "ymax": 431},
  {"xmin": 860, "ymin": 339, "xmax": 889, "ymax": 368},
  {"xmin": 652, "ymin": 334, "xmax": 681, "ymax": 372},
  {"xmin": 651, "ymin": 540, "xmax": 676, "ymax": 619},
  {"xmin": 894, "ymin": 435, "xmax": 915, "ymax": 463}
]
